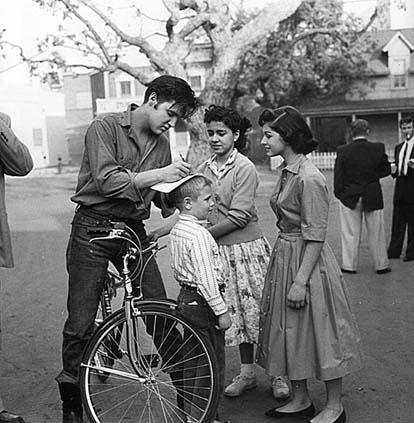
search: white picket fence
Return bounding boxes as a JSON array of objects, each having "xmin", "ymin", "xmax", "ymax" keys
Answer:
[{"xmin": 269, "ymin": 148, "xmax": 395, "ymax": 171}]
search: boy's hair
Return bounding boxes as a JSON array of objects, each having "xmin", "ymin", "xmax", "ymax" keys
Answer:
[
  {"xmin": 144, "ymin": 75, "xmax": 199, "ymax": 119},
  {"xmin": 168, "ymin": 175, "xmax": 212, "ymax": 210}
]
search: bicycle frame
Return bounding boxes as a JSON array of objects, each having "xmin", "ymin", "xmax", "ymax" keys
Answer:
[{"xmin": 88, "ymin": 223, "xmax": 166, "ymax": 379}]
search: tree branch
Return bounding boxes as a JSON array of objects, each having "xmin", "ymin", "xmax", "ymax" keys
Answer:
[
  {"xmin": 77, "ymin": 0, "xmax": 171, "ymax": 73},
  {"xmin": 177, "ymin": 12, "xmax": 214, "ymax": 40},
  {"xmin": 113, "ymin": 60, "xmax": 155, "ymax": 85},
  {"xmin": 291, "ymin": 28, "xmax": 348, "ymax": 47},
  {"xmin": 357, "ymin": 6, "xmax": 378, "ymax": 35},
  {"xmin": 59, "ymin": 0, "xmax": 112, "ymax": 63}
]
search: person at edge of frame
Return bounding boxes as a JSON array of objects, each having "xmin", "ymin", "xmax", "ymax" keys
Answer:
[
  {"xmin": 55, "ymin": 75, "xmax": 199, "ymax": 423},
  {"xmin": 387, "ymin": 116, "xmax": 414, "ymax": 262},
  {"xmin": 0, "ymin": 112, "xmax": 33, "ymax": 423}
]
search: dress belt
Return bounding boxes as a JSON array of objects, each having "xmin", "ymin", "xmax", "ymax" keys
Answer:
[{"xmin": 278, "ymin": 232, "xmax": 302, "ymax": 241}]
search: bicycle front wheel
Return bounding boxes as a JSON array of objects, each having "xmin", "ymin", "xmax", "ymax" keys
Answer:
[{"xmin": 80, "ymin": 303, "xmax": 220, "ymax": 423}]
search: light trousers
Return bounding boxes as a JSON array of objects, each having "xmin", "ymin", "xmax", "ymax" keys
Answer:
[{"xmin": 340, "ymin": 199, "xmax": 389, "ymax": 271}]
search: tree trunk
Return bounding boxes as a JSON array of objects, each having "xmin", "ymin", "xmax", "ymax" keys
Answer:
[{"xmin": 185, "ymin": 109, "xmax": 211, "ymax": 168}]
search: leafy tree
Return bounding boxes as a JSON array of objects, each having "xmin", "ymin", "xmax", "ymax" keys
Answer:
[{"xmin": 231, "ymin": 0, "xmax": 382, "ymax": 108}]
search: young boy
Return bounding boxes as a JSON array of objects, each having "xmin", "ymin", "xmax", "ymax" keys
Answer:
[{"xmin": 167, "ymin": 174, "xmax": 232, "ymax": 423}]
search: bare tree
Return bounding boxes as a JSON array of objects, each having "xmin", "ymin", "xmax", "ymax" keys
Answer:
[{"xmin": 1, "ymin": 0, "xmax": 401, "ymax": 165}]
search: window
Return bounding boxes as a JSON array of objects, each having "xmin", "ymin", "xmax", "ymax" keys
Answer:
[
  {"xmin": 120, "ymin": 81, "xmax": 132, "ymax": 97},
  {"xmin": 189, "ymin": 75, "xmax": 202, "ymax": 91},
  {"xmin": 391, "ymin": 59, "xmax": 408, "ymax": 89},
  {"xmin": 33, "ymin": 128, "xmax": 43, "ymax": 147}
]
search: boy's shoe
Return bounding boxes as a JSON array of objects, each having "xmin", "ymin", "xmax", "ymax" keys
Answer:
[
  {"xmin": 271, "ymin": 376, "xmax": 290, "ymax": 399},
  {"xmin": 224, "ymin": 374, "xmax": 257, "ymax": 397}
]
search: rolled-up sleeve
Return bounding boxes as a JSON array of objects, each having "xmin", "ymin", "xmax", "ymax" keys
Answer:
[
  {"xmin": 0, "ymin": 117, "xmax": 33, "ymax": 176},
  {"xmin": 152, "ymin": 191, "xmax": 176, "ymax": 218},
  {"xmin": 86, "ymin": 118, "xmax": 143, "ymax": 203},
  {"xmin": 300, "ymin": 172, "xmax": 328, "ymax": 241},
  {"xmin": 227, "ymin": 164, "xmax": 258, "ymax": 228}
]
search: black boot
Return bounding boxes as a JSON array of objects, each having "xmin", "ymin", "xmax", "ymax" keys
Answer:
[{"xmin": 58, "ymin": 383, "xmax": 84, "ymax": 423}]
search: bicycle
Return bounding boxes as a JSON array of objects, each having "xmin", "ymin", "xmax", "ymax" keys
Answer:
[{"xmin": 79, "ymin": 222, "xmax": 221, "ymax": 423}]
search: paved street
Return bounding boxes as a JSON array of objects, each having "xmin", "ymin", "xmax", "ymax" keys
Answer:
[{"xmin": 1, "ymin": 166, "xmax": 413, "ymax": 423}]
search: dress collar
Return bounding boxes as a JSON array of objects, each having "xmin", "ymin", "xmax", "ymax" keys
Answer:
[{"xmin": 282, "ymin": 154, "xmax": 307, "ymax": 175}]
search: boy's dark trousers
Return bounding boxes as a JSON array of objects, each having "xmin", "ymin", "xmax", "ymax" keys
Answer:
[{"xmin": 177, "ymin": 285, "xmax": 225, "ymax": 422}]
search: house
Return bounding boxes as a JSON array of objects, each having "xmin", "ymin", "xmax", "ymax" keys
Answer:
[
  {"xmin": 301, "ymin": 28, "xmax": 414, "ymax": 159},
  {"xmin": 0, "ymin": 80, "xmax": 67, "ymax": 168}
]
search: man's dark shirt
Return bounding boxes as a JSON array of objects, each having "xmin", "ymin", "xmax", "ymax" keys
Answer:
[{"xmin": 72, "ymin": 104, "xmax": 174, "ymax": 220}]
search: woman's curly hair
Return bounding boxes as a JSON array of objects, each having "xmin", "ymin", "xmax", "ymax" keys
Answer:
[{"xmin": 204, "ymin": 105, "xmax": 252, "ymax": 155}]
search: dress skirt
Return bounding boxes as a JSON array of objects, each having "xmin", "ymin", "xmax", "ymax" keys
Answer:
[
  {"xmin": 257, "ymin": 232, "xmax": 362, "ymax": 381},
  {"xmin": 219, "ymin": 237, "xmax": 270, "ymax": 347}
]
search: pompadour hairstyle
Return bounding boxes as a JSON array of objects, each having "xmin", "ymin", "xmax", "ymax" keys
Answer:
[{"xmin": 144, "ymin": 75, "xmax": 199, "ymax": 119}]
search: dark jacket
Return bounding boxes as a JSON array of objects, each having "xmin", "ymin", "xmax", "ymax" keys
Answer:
[
  {"xmin": 334, "ymin": 137, "xmax": 390, "ymax": 211},
  {"xmin": 392, "ymin": 140, "xmax": 414, "ymax": 204},
  {"xmin": 0, "ymin": 112, "xmax": 33, "ymax": 267}
]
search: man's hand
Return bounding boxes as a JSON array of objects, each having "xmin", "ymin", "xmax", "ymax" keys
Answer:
[
  {"xmin": 160, "ymin": 160, "xmax": 192, "ymax": 182},
  {"xmin": 147, "ymin": 230, "xmax": 161, "ymax": 243},
  {"xmin": 216, "ymin": 310, "xmax": 232, "ymax": 331},
  {"xmin": 287, "ymin": 281, "xmax": 309, "ymax": 310}
]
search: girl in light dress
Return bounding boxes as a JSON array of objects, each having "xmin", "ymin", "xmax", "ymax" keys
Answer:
[
  {"xmin": 198, "ymin": 105, "xmax": 289, "ymax": 400},
  {"xmin": 257, "ymin": 106, "xmax": 361, "ymax": 423}
]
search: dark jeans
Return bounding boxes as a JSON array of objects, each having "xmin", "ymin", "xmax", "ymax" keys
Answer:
[
  {"xmin": 56, "ymin": 207, "xmax": 177, "ymax": 386},
  {"xmin": 177, "ymin": 286, "xmax": 225, "ymax": 422},
  {"xmin": 388, "ymin": 202, "xmax": 414, "ymax": 259}
]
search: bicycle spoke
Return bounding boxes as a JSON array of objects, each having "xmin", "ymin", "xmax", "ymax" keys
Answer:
[{"xmin": 81, "ymin": 306, "xmax": 218, "ymax": 423}]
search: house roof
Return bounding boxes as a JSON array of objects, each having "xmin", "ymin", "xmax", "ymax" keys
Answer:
[
  {"xmin": 301, "ymin": 97, "xmax": 414, "ymax": 117},
  {"xmin": 382, "ymin": 31, "xmax": 414, "ymax": 53},
  {"xmin": 367, "ymin": 28, "xmax": 414, "ymax": 75}
]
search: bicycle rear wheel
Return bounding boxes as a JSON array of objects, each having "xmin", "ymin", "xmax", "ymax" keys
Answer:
[{"xmin": 80, "ymin": 303, "xmax": 220, "ymax": 423}]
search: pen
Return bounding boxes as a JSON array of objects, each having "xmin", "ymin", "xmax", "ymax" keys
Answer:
[{"xmin": 179, "ymin": 153, "xmax": 185, "ymax": 161}]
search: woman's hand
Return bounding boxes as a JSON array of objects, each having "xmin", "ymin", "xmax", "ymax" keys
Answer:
[{"xmin": 287, "ymin": 281, "xmax": 309, "ymax": 309}]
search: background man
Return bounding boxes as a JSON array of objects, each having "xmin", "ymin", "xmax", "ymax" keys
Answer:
[
  {"xmin": 55, "ymin": 75, "xmax": 198, "ymax": 423},
  {"xmin": 334, "ymin": 119, "xmax": 391, "ymax": 274},
  {"xmin": 0, "ymin": 112, "xmax": 33, "ymax": 423},
  {"xmin": 388, "ymin": 116, "xmax": 414, "ymax": 262}
]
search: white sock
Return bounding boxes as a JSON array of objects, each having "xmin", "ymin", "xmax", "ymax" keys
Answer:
[{"xmin": 240, "ymin": 363, "xmax": 255, "ymax": 378}]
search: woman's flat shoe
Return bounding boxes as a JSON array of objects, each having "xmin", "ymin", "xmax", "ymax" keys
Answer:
[
  {"xmin": 265, "ymin": 403, "xmax": 315, "ymax": 418},
  {"xmin": 308, "ymin": 409, "xmax": 346, "ymax": 423}
]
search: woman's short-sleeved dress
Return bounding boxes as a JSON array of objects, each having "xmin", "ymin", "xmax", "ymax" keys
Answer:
[{"xmin": 256, "ymin": 155, "xmax": 361, "ymax": 381}]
